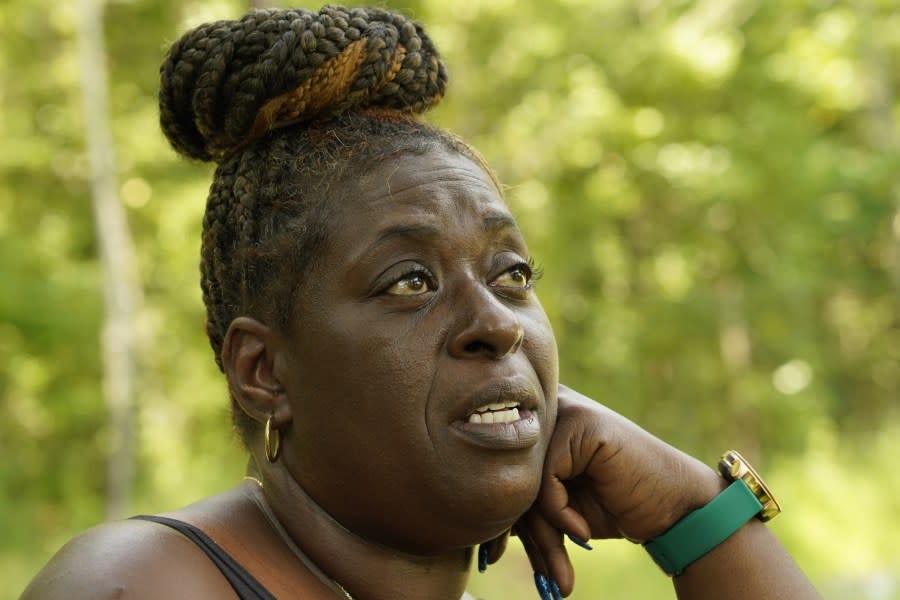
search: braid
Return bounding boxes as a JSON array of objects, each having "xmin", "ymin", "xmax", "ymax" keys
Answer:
[
  {"xmin": 199, "ymin": 148, "xmax": 264, "ymax": 372},
  {"xmin": 159, "ymin": 6, "xmax": 493, "ymax": 444},
  {"xmin": 198, "ymin": 159, "xmax": 237, "ymax": 369},
  {"xmin": 159, "ymin": 5, "xmax": 446, "ymax": 161}
]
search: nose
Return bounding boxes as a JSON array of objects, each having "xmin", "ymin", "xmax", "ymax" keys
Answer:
[{"xmin": 447, "ymin": 282, "xmax": 524, "ymax": 360}]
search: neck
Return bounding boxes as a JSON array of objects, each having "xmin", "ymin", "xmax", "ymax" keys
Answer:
[{"xmin": 248, "ymin": 460, "xmax": 473, "ymax": 600}]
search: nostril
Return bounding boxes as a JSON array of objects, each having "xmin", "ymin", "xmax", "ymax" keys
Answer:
[{"xmin": 464, "ymin": 340, "xmax": 493, "ymax": 355}]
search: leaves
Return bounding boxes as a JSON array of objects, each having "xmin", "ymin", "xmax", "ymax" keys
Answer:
[{"xmin": 2, "ymin": 0, "xmax": 898, "ymax": 597}]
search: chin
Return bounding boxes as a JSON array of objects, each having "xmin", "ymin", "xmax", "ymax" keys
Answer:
[
  {"xmin": 437, "ymin": 461, "xmax": 544, "ymax": 548},
  {"xmin": 360, "ymin": 465, "xmax": 541, "ymax": 554}
]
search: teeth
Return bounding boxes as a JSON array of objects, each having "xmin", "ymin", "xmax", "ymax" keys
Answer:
[
  {"xmin": 474, "ymin": 401, "xmax": 519, "ymax": 414},
  {"xmin": 467, "ymin": 407, "xmax": 520, "ymax": 425}
]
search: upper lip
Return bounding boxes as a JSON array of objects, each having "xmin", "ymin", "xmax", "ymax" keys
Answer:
[{"xmin": 452, "ymin": 376, "xmax": 540, "ymax": 423}]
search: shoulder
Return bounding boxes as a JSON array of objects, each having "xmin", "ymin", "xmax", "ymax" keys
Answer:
[{"xmin": 21, "ymin": 518, "xmax": 237, "ymax": 600}]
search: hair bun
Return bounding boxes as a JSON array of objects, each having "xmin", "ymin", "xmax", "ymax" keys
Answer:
[{"xmin": 159, "ymin": 5, "xmax": 448, "ymax": 162}]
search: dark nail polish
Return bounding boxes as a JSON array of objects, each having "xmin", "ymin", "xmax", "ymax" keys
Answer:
[
  {"xmin": 567, "ymin": 534, "xmax": 593, "ymax": 550},
  {"xmin": 478, "ymin": 544, "xmax": 488, "ymax": 573},
  {"xmin": 550, "ymin": 579, "xmax": 563, "ymax": 600},
  {"xmin": 533, "ymin": 572, "xmax": 552, "ymax": 600}
]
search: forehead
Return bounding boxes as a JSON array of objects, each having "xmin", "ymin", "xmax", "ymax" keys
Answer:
[
  {"xmin": 354, "ymin": 148, "xmax": 506, "ymax": 221},
  {"xmin": 333, "ymin": 148, "xmax": 519, "ymax": 253}
]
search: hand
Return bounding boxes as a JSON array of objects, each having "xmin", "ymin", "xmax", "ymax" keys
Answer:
[{"xmin": 515, "ymin": 384, "xmax": 723, "ymax": 597}]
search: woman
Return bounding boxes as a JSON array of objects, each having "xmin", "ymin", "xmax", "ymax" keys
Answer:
[{"xmin": 23, "ymin": 6, "xmax": 819, "ymax": 599}]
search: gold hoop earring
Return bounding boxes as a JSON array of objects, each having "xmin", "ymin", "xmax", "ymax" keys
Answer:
[{"xmin": 264, "ymin": 415, "xmax": 281, "ymax": 463}]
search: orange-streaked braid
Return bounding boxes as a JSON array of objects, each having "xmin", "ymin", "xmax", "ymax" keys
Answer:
[{"xmin": 159, "ymin": 5, "xmax": 446, "ymax": 161}]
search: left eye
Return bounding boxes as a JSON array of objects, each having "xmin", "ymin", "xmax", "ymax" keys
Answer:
[
  {"xmin": 491, "ymin": 264, "xmax": 532, "ymax": 289},
  {"xmin": 385, "ymin": 273, "xmax": 433, "ymax": 296}
]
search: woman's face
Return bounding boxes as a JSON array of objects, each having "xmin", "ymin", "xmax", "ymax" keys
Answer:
[{"xmin": 278, "ymin": 146, "xmax": 558, "ymax": 553}]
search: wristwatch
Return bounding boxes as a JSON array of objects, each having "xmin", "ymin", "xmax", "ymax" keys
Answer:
[{"xmin": 643, "ymin": 450, "xmax": 781, "ymax": 576}]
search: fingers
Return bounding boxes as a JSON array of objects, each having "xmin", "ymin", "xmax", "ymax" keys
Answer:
[
  {"xmin": 478, "ymin": 529, "xmax": 510, "ymax": 572},
  {"xmin": 537, "ymin": 415, "xmax": 593, "ymax": 541},
  {"xmin": 516, "ymin": 510, "xmax": 574, "ymax": 598},
  {"xmin": 541, "ymin": 383, "xmax": 621, "ymax": 541},
  {"xmin": 536, "ymin": 473, "xmax": 593, "ymax": 542}
]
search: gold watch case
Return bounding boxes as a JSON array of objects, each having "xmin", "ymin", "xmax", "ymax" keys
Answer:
[{"xmin": 718, "ymin": 450, "xmax": 782, "ymax": 522}]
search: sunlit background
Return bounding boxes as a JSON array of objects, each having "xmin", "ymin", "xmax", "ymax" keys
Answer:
[{"xmin": 2, "ymin": 0, "xmax": 899, "ymax": 598}]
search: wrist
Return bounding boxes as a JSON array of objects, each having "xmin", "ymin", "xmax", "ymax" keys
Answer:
[
  {"xmin": 644, "ymin": 450, "xmax": 781, "ymax": 577},
  {"xmin": 648, "ymin": 453, "xmax": 726, "ymax": 541}
]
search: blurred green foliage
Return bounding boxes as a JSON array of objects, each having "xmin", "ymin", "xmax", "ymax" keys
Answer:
[{"xmin": 2, "ymin": 0, "xmax": 898, "ymax": 598}]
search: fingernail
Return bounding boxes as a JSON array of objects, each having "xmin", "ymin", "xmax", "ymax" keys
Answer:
[
  {"xmin": 533, "ymin": 572, "xmax": 552, "ymax": 600},
  {"xmin": 567, "ymin": 534, "xmax": 593, "ymax": 550},
  {"xmin": 478, "ymin": 544, "xmax": 488, "ymax": 573},
  {"xmin": 550, "ymin": 579, "xmax": 563, "ymax": 600}
]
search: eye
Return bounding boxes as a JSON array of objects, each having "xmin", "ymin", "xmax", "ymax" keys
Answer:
[
  {"xmin": 385, "ymin": 271, "xmax": 434, "ymax": 296},
  {"xmin": 492, "ymin": 265, "xmax": 532, "ymax": 288},
  {"xmin": 490, "ymin": 258, "xmax": 543, "ymax": 290}
]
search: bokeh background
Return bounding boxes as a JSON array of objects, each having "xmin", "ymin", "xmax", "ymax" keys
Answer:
[{"xmin": 3, "ymin": 0, "xmax": 899, "ymax": 598}]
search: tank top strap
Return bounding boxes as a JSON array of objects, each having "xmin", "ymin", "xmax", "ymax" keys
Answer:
[{"xmin": 131, "ymin": 514, "xmax": 276, "ymax": 600}]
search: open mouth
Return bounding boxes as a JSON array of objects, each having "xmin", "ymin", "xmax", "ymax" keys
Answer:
[
  {"xmin": 452, "ymin": 379, "xmax": 541, "ymax": 449},
  {"xmin": 466, "ymin": 401, "xmax": 521, "ymax": 424}
]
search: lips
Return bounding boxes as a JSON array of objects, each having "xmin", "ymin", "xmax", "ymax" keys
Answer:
[
  {"xmin": 455, "ymin": 378, "xmax": 537, "ymax": 421},
  {"xmin": 449, "ymin": 377, "xmax": 543, "ymax": 450}
]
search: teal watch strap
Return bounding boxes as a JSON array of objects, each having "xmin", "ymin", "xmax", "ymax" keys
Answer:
[{"xmin": 644, "ymin": 480, "xmax": 763, "ymax": 576}]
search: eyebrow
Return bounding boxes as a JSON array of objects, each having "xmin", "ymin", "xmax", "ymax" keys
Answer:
[
  {"xmin": 363, "ymin": 214, "xmax": 520, "ymax": 256},
  {"xmin": 366, "ymin": 224, "xmax": 442, "ymax": 255},
  {"xmin": 482, "ymin": 214, "xmax": 518, "ymax": 233}
]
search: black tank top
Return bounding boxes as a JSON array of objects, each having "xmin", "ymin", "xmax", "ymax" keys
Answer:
[{"xmin": 131, "ymin": 515, "xmax": 276, "ymax": 600}]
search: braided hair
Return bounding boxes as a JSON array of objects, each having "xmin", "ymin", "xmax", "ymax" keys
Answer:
[{"xmin": 159, "ymin": 5, "xmax": 493, "ymax": 443}]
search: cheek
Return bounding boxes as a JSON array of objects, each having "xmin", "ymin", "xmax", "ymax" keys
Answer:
[
  {"xmin": 523, "ymin": 309, "xmax": 560, "ymax": 434},
  {"xmin": 524, "ymin": 310, "xmax": 559, "ymax": 385},
  {"xmin": 342, "ymin": 331, "xmax": 433, "ymax": 404},
  {"xmin": 289, "ymin": 311, "xmax": 436, "ymax": 445}
]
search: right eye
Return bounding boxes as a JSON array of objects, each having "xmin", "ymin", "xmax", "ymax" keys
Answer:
[{"xmin": 384, "ymin": 271, "xmax": 435, "ymax": 296}]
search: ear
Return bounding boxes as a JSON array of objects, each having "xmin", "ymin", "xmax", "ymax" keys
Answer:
[{"xmin": 221, "ymin": 316, "xmax": 292, "ymax": 426}]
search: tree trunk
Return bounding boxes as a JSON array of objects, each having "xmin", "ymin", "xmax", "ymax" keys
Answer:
[{"xmin": 76, "ymin": 0, "xmax": 141, "ymax": 520}]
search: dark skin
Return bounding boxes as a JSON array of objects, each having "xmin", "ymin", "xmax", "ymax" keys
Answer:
[
  {"xmin": 22, "ymin": 148, "xmax": 819, "ymax": 599},
  {"xmin": 228, "ymin": 148, "xmax": 560, "ymax": 599},
  {"xmin": 514, "ymin": 386, "xmax": 821, "ymax": 598}
]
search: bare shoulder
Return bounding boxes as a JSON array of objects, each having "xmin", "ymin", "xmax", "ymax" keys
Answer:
[{"xmin": 21, "ymin": 518, "xmax": 237, "ymax": 600}]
